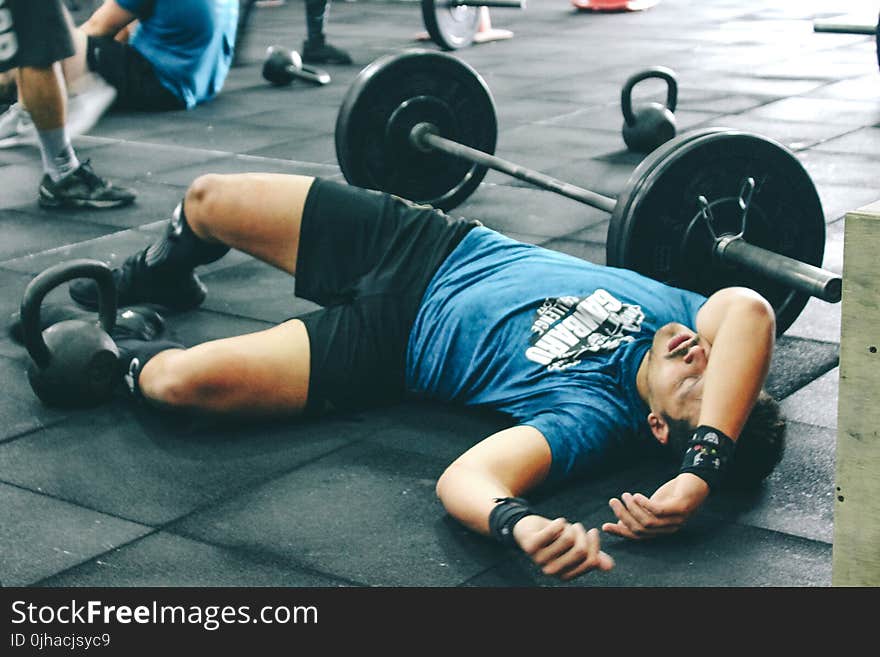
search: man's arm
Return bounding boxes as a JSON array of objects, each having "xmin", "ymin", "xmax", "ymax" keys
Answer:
[
  {"xmin": 604, "ymin": 287, "xmax": 776, "ymax": 540},
  {"xmin": 80, "ymin": 0, "xmax": 138, "ymax": 38},
  {"xmin": 436, "ymin": 425, "xmax": 613, "ymax": 580},
  {"xmin": 693, "ymin": 286, "xmax": 776, "ymax": 440}
]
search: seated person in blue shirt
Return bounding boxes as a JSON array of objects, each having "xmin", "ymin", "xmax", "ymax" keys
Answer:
[
  {"xmin": 66, "ymin": 173, "xmax": 786, "ymax": 582},
  {"xmin": 64, "ymin": 0, "xmax": 239, "ymax": 111}
]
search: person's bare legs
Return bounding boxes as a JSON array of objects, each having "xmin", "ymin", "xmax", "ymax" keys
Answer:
[
  {"xmin": 18, "ymin": 64, "xmax": 66, "ymax": 130},
  {"xmin": 182, "ymin": 172, "xmax": 315, "ymax": 274},
  {"xmin": 139, "ymin": 319, "xmax": 311, "ymax": 415},
  {"xmin": 17, "ymin": 63, "xmax": 82, "ymax": 181},
  {"xmin": 61, "ymin": 28, "xmax": 90, "ymax": 90},
  {"xmin": 134, "ymin": 173, "xmax": 318, "ymax": 416}
]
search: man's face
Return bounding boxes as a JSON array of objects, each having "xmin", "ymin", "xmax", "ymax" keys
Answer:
[{"xmin": 643, "ymin": 322, "xmax": 711, "ymax": 430}]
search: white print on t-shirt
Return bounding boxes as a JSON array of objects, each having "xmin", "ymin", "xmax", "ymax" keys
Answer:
[
  {"xmin": 0, "ymin": 1, "xmax": 19, "ymax": 63},
  {"xmin": 525, "ymin": 289, "xmax": 645, "ymax": 371}
]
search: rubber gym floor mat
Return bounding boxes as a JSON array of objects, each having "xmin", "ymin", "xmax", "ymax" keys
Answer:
[
  {"xmin": 0, "ymin": 355, "xmax": 71, "ymax": 441},
  {"xmin": 145, "ymin": 154, "xmax": 340, "ymax": 187},
  {"xmin": 780, "ymin": 368, "xmax": 839, "ymax": 430},
  {"xmin": 36, "ymin": 532, "xmax": 349, "ymax": 588},
  {"xmin": 765, "ymin": 335, "xmax": 839, "ymax": 401},
  {"xmin": 1, "ymin": 0, "xmax": 873, "ymax": 589},
  {"xmin": 0, "ymin": 225, "xmax": 162, "ymax": 276},
  {"xmin": 457, "ymin": 184, "xmax": 608, "ymax": 239},
  {"xmin": 199, "ymin": 260, "xmax": 321, "ymax": 325},
  {"xmin": 467, "ymin": 521, "xmax": 831, "ymax": 587},
  {"xmin": 166, "ymin": 440, "xmax": 509, "ymax": 587},
  {"xmin": 71, "ymin": 141, "xmax": 230, "ymax": 185},
  {"xmin": 0, "ymin": 482, "xmax": 151, "ymax": 587},
  {"xmin": 706, "ymin": 421, "xmax": 836, "ymax": 544},
  {"xmin": 0, "ymin": 402, "xmax": 361, "ymax": 527},
  {"xmin": 3, "ymin": 179, "xmax": 190, "ymax": 231},
  {"xmin": 0, "ymin": 208, "xmax": 116, "ymax": 261}
]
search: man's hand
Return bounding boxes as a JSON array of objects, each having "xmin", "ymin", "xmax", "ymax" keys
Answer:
[
  {"xmin": 602, "ymin": 473, "xmax": 710, "ymax": 540},
  {"xmin": 513, "ymin": 515, "xmax": 614, "ymax": 580}
]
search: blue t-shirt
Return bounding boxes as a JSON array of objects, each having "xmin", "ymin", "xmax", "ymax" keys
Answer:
[
  {"xmin": 118, "ymin": 0, "xmax": 238, "ymax": 109},
  {"xmin": 406, "ymin": 227, "xmax": 707, "ymax": 485}
]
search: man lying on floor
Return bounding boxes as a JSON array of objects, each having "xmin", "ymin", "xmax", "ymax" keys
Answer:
[{"xmin": 63, "ymin": 172, "xmax": 786, "ymax": 582}]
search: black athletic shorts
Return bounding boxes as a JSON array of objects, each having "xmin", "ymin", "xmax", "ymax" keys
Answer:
[
  {"xmin": 296, "ymin": 179, "xmax": 479, "ymax": 415},
  {"xmin": 86, "ymin": 36, "xmax": 184, "ymax": 111},
  {"xmin": 0, "ymin": 0, "xmax": 75, "ymax": 72}
]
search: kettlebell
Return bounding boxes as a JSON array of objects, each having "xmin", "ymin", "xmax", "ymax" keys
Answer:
[
  {"xmin": 262, "ymin": 45, "xmax": 331, "ymax": 86},
  {"xmin": 20, "ymin": 259, "xmax": 119, "ymax": 408},
  {"xmin": 621, "ymin": 66, "xmax": 678, "ymax": 153}
]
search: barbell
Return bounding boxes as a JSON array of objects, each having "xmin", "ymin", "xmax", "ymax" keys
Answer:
[
  {"xmin": 334, "ymin": 50, "xmax": 841, "ymax": 335},
  {"xmin": 422, "ymin": 0, "xmax": 525, "ymax": 50}
]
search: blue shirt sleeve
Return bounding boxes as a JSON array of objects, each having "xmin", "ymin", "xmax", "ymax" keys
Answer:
[
  {"xmin": 524, "ymin": 403, "xmax": 626, "ymax": 485},
  {"xmin": 115, "ymin": 0, "xmax": 152, "ymax": 18}
]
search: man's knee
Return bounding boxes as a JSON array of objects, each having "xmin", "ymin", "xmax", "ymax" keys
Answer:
[
  {"xmin": 184, "ymin": 174, "xmax": 227, "ymax": 238},
  {"xmin": 139, "ymin": 351, "xmax": 221, "ymax": 409}
]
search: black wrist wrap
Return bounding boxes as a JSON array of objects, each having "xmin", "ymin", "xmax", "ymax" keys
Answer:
[
  {"xmin": 488, "ymin": 497, "xmax": 533, "ymax": 547},
  {"xmin": 678, "ymin": 425, "xmax": 736, "ymax": 491}
]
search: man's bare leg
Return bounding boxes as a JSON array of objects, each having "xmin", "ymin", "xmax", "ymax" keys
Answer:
[
  {"xmin": 17, "ymin": 64, "xmax": 83, "ymax": 181},
  {"xmin": 116, "ymin": 173, "xmax": 318, "ymax": 415},
  {"xmin": 18, "ymin": 64, "xmax": 66, "ymax": 129},
  {"xmin": 61, "ymin": 28, "xmax": 90, "ymax": 90},
  {"xmin": 139, "ymin": 319, "xmax": 311, "ymax": 415},
  {"xmin": 183, "ymin": 173, "xmax": 315, "ymax": 274}
]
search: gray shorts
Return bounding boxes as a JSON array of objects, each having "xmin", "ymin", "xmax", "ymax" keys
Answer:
[{"xmin": 0, "ymin": 0, "xmax": 76, "ymax": 72}]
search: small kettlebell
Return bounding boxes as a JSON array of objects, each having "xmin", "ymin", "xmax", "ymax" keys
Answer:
[
  {"xmin": 262, "ymin": 45, "xmax": 331, "ymax": 86},
  {"xmin": 20, "ymin": 259, "xmax": 119, "ymax": 408},
  {"xmin": 621, "ymin": 67, "xmax": 678, "ymax": 153}
]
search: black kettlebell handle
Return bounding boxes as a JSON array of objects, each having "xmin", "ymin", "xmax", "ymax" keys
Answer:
[
  {"xmin": 621, "ymin": 67, "xmax": 678, "ymax": 126},
  {"xmin": 20, "ymin": 259, "xmax": 117, "ymax": 369}
]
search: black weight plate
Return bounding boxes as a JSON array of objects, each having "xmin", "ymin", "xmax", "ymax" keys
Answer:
[
  {"xmin": 335, "ymin": 50, "xmax": 497, "ymax": 211},
  {"xmin": 606, "ymin": 126, "xmax": 731, "ymax": 259},
  {"xmin": 608, "ymin": 129, "xmax": 825, "ymax": 335},
  {"xmin": 422, "ymin": 0, "xmax": 480, "ymax": 50}
]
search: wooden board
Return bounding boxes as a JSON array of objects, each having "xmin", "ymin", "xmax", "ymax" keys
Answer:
[{"xmin": 833, "ymin": 199, "xmax": 880, "ymax": 586}]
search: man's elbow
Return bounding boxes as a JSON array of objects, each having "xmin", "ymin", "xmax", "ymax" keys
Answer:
[
  {"xmin": 80, "ymin": 16, "xmax": 116, "ymax": 37},
  {"xmin": 79, "ymin": 5, "xmax": 134, "ymax": 38},
  {"xmin": 434, "ymin": 463, "xmax": 456, "ymax": 502},
  {"xmin": 729, "ymin": 288, "xmax": 776, "ymax": 336}
]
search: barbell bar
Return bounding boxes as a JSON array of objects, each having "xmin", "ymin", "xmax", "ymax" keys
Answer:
[
  {"xmin": 335, "ymin": 51, "xmax": 840, "ymax": 334},
  {"xmin": 448, "ymin": 0, "xmax": 524, "ymax": 7}
]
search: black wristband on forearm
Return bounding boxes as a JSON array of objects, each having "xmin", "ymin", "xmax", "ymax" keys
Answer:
[
  {"xmin": 678, "ymin": 425, "xmax": 736, "ymax": 491},
  {"xmin": 488, "ymin": 497, "xmax": 534, "ymax": 548}
]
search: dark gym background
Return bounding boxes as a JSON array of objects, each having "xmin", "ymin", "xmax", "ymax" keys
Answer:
[{"xmin": 1, "ymin": 0, "xmax": 878, "ymax": 587}]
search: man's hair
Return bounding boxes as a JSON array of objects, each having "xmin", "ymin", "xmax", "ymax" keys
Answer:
[{"xmin": 664, "ymin": 390, "xmax": 787, "ymax": 490}]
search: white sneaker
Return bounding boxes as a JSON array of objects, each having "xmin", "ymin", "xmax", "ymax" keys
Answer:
[
  {"xmin": 0, "ymin": 103, "xmax": 37, "ymax": 148},
  {"xmin": 65, "ymin": 73, "xmax": 117, "ymax": 138}
]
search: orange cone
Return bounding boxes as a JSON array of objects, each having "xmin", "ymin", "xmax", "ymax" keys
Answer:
[{"xmin": 572, "ymin": 0, "xmax": 659, "ymax": 12}]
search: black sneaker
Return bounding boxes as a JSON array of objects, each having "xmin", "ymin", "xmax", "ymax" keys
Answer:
[
  {"xmin": 302, "ymin": 38, "xmax": 352, "ymax": 65},
  {"xmin": 110, "ymin": 307, "xmax": 183, "ymax": 400},
  {"xmin": 112, "ymin": 305, "xmax": 167, "ymax": 342},
  {"xmin": 69, "ymin": 249, "xmax": 207, "ymax": 311},
  {"xmin": 39, "ymin": 160, "xmax": 137, "ymax": 209}
]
